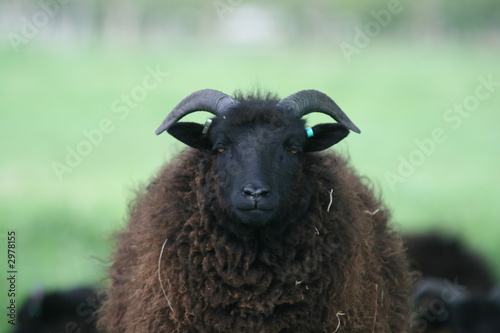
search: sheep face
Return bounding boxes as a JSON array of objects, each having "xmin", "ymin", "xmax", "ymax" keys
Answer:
[
  {"xmin": 169, "ymin": 99, "xmax": 349, "ymax": 227},
  {"xmin": 209, "ymin": 111, "xmax": 305, "ymax": 226}
]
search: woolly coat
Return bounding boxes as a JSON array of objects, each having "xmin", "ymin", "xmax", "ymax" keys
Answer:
[{"xmin": 99, "ymin": 149, "xmax": 411, "ymax": 332}]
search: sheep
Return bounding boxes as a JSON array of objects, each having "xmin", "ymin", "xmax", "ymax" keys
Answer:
[
  {"xmin": 14, "ymin": 287, "xmax": 100, "ymax": 333},
  {"xmin": 449, "ymin": 289, "xmax": 500, "ymax": 333},
  {"xmin": 98, "ymin": 89, "xmax": 412, "ymax": 332},
  {"xmin": 405, "ymin": 233, "xmax": 500, "ymax": 333},
  {"xmin": 404, "ymin": 233, "xmax": 495, "ymax": 293},
  {"xmin": 411, "ymin": 279, "xmax": 500, "ymax": 333}
]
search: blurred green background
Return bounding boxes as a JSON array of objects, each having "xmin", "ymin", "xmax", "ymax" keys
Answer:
[{"xmin": 1, "ymin": 0, "xmax": 499, "ymax": 330}]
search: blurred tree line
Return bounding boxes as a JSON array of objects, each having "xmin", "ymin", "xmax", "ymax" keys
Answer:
[{"xmin": 1, "ymin": 0, "xmax": 499, "ymax": 47}]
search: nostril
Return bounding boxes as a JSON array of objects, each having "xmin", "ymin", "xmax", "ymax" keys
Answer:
[
  {"xmin": 242, "ymin": 185, "xmax": 270, "ymax": 198},
  {"xmin": 242, "ymin": 188, "xmax": 254, "ymax": 197},
  {"xmin": 259, "ymin": 188, "xmax": 270, "ymax": 197}
]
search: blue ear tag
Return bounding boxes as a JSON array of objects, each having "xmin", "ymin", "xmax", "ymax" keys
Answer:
[
  {"xmin": 305, "ymin": 127, "xmax": 314, "ymax": 138},
  {"xmin": 202, "ymin": 119, "xmax": 212, "ymax": 135}
]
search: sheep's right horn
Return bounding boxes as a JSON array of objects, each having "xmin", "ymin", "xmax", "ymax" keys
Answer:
[
  {"xmin": 155, "ymin": 89, "xmax": 237, "ymax": 135},
  {"xmin": 276, "ymin": 90, "xmax": 361, "ymax": 133}
]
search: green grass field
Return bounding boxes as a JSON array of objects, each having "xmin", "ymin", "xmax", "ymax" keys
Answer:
[{"xmin": 1, "ymin": 41, "xmax": 499, "ymax": 331}]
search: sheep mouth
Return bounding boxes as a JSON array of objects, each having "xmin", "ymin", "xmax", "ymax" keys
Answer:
[
  {"xmin": 238, "ymin": 207, "xmax": 274, "ymax": 214},
  {"xmin": 235, "ymin": 207, "xmax": 276, "ymax": 226},
  {"xmin": 237, "ymin": 203, "xmax": 274, "ymax": 211},
  {"xmin": 235, "ymin": 197, "xmax": 276, "ymax": 211}
]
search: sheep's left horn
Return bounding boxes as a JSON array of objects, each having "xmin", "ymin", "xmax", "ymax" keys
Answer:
[
  {"xmin": 155, "ymin": 89, "xmax": 237, "ymax": 135},
  {"xmin": 276, "ymin": 90, "xmax": 361, "ymax": 133}
]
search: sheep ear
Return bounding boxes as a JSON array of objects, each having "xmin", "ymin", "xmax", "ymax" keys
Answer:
[
  {"xmin": 167, "ymin": 122, "xmax": 212, "ymax": 149},
  {"xmin": 304, "ymin": 123, "xmax": 349, "ymax": 152}
]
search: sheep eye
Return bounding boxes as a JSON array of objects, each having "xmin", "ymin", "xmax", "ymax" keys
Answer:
[
  {"xmin": 288, "ymin": 146, "xmax": 299, "ymax": 155},
  {"xmin": 216, "ymin": 145, "xmax": 228, "ymax": 153}
]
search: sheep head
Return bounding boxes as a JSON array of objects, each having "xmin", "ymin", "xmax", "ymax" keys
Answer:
[{"xmin": 156, "ymin": 89, "xmax": 360, "ymax": 227}]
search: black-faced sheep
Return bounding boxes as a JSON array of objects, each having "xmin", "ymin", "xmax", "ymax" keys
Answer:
[{"xmin": 98, "ymin": 89, "xmax": 412, "ymax": 332}]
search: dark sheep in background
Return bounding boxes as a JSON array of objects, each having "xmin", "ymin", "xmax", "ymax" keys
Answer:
[
  {"xmin": 405, "ymin": 233, "xmax": 496, "ymax": 293},
  {"xmin": 450, "ymin": 290, "xmax": 500, "ymax": 333},
  {"xmin": 98, "ymin": 89, "xmax": 412, "ymax": 332},
  {"xmin": 13, "ymin": 287, "xmax": 100, "ymax": 333},
  {"xmin": 405, "ymin": 233, "xmax": 500, "ymax": 333}
]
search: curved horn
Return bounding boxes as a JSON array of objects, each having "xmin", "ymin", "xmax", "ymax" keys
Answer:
[
  {"xmin": 155, "ymin": 89, "xmax": 237, "ymax": 135},
  {"xmin": 276, "ymin": 90, "xmax": 361, "ymax": 133}
]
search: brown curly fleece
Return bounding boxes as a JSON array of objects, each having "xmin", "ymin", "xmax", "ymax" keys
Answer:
[{"xmin": 98, "ymin": 147, "xmax": 411, "ymax": 332}]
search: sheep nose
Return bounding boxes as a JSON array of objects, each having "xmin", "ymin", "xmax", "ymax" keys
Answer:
[{"xmin": 242, "ymin": 184, "xmax": 270, "ymax": 199}]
